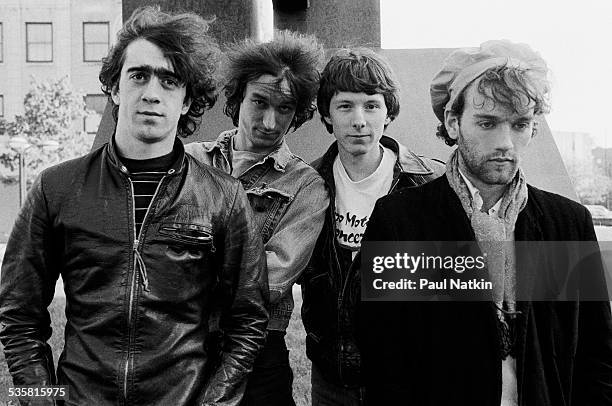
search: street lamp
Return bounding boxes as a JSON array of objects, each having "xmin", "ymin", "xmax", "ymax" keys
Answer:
[
  {"xmin": 9, "ymin": 136, "xmax": 31, "ymax": 208},
  {"xmin": 8, "ymin": 137, "xmax": 59, "ymax": 207}
]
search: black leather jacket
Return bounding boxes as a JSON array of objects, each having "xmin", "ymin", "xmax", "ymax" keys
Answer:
[
  {"xmin": 0, "ymin": 139, "xmax": 269, "ymax": 406},
  {"xmin": 301, "ymin": 136, "xmax": 443, "ymax": 387}
]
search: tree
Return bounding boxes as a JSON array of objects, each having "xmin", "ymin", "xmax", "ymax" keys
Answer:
[
  {"xmin": 0, "ymin": 76, "xmax": 93, "ymax": 185},
  {"xmin": 566, "ymin": 159, "xmax": 612, "ymax": 206}
]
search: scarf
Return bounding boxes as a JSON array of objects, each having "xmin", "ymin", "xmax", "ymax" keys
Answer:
[{"xmin": 446, "ymin": 149, "xmax": 528, "ymax": 358}]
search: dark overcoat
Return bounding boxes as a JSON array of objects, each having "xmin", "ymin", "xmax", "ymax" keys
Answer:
[{"xmin": 358, "ymin": 175, "xmax": 612, "ymax": 406}]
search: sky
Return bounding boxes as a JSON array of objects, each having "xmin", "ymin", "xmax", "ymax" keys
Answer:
[{"xmin": 380, "ymin": 0, "xmax": 612, "ymax": 147}]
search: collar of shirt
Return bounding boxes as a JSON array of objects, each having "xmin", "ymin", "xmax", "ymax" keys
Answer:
[
  {"xmin": 205, "ymin": 128, "xmax": 294, "ymax": 172},
  {"xmin": 458, "ymin": 169, "xmax": 502, "ymax": 216}
]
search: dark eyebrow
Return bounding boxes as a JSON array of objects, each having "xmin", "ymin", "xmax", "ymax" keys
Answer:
[
  {"xmin": 472, "ymin": 113, "xmax": 535, "ymax": 121},
  {"xmin": 472, "ymin": 114, "xmax": 500, "ymax": 120},
  {"xmin": 279, "ymin": 97, "xmax": 297, "ymax": 106},
  {"xmin": 126, "ymin": 65, "xmax": 180, "ymax": 80},
  {"xmin": 249, "ymin": 91, "xmax": 270, "ymax": 100},
  {"xmin": 250, "ymin": 91, "xmax": 296, "ymax": 106},
  {"xmin": 514, "ymin": 114, "xmax": 535, "ymax": 121}
]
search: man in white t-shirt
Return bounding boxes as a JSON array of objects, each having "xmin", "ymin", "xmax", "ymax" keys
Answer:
[{"xmin": 300, "ymin": 48, "xmax": 444, "ymax": 405}]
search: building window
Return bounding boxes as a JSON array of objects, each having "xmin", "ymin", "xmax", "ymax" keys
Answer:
[
  {"xmin": 26, "ymin": 22, "xmax": 53, "ymax": 62},
  {"xmin": 83, "ymin": 22, "xmax": 109, "ymax": 62},
  {"xmin": 0, "ymin": 95, "xmax": 4, "ymax": 117},
  {"xmin": 0, "ymin": 23, "xmax": 4, "ymax": 62},
  {"xmin": 84, "ymin": 94, "xmax": 107, "ymax": 133}
]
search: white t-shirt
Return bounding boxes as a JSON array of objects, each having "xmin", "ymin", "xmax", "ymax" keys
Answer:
[
  {"xmin": 231, "ymin": 139, "xmax": 267, "ymax": 177},
  {"xmin": 333, "ymin": 145, "xmax": 397, "ymax": 255},
  {"xmin": 459, "ymin": 169, "xmax": 502, "ymax": 215}
]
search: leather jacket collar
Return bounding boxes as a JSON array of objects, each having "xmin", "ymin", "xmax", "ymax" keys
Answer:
[
  {"xmin": 313, "ymin": 135, "xmax": 437, "ymax": 191},
  {"xmin": 107, "ymin": 134, "xmax": 187, "ymax": 175}
]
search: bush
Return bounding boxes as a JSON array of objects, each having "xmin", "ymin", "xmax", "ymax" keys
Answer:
[{"xmin": 0, "ymin": 76, "xmax": 92, "ymax": 186}]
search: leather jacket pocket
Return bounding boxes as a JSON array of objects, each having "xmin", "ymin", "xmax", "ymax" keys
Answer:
[
  {"xmin": 246, "ymin": 185, "xmax": 294, "ymax": 243},
  {"xmin": 159, "ymin": 223, "xmax": 215, "ymax": 261}
]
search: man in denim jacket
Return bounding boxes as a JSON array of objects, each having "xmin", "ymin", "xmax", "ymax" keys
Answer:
[
  {"xmin": 186, "ymin": 31, "xmax": 328, "ymax": 406},
  {"xmin": 300, "ymin": 48, "xmax": 444, "ymax": 405}
]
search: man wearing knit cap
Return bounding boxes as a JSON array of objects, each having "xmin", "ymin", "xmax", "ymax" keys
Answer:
[{"xmin": 357, "ymin": 40, "xmax": 612, "ymax": 405}]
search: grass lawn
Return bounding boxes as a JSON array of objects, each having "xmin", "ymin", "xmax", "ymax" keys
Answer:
[
  {"xmin": 0, "ymin": 286, "xmax": 312, "ymax": 405},
  {"xmin": 0, "ymin": 295, "xmax": 67, "ymax": 405}
]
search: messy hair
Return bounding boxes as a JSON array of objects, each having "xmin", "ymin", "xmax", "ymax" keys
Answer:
[
  {"xmin": 99, "ymin": 6, "xmax": 222, "ymax": 137},
  {"xmin": 437, "ymin": 64, "xmax": 551, "ymax": 146},
  {"xmin": 223, "ymin": 30, "xmax": 323, "ymax": 132},
  {"xmin": 318, "ymin": 48, "xmax": 400, "ymax": 134}
]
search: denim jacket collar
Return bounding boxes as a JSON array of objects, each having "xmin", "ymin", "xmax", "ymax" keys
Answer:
[
  {"xmin": 205, "ymin": 128, "xmax": 293, "ymax": 173},
  {"xmin": 106, "ymin": 134, "xmax": 186, "ymax": 176}
]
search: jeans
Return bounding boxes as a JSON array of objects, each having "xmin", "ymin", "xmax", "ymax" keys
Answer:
[
  {"xmin": 241, "ymin": 331, "xmax": 296, "ymax": 406},
  {"xmin": 311, "ymin": 364, "xmax": 364, "ymax": 406}
]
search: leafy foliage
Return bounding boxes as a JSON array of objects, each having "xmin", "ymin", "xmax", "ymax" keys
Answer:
[
  {"xmin": 0, "ymin": 76, "xmax": 92, "ymax": 185},
  {"xmin": 566, "ymin": 159, "xmax": 612, "ymax": 205}
]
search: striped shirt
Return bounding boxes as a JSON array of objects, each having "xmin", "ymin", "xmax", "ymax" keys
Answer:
[{"xmin": 120, "ymin": 150, "xmax": 176, "ymax": 237}]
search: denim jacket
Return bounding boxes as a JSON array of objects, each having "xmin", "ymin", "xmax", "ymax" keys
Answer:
[
  {"xmin": 301, "ymin": 135, "xmax": 444, "ymax": 387},
  {"xmin": 186, "ymin": 129, "xmax": 328, "ymax": 331}
]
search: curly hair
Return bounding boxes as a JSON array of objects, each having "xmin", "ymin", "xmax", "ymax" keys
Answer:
[
  {"xmin": 437, "ymin": 64, "xmax": 551, "ymax": 146},
  {"xmin": 99, "ymin": 6, "xmax": 223, "ymax": 137},
  {"xmin": 223, "ymin": 30, "xmax": 323, "ymax": 132},
  {"xmin": 317, "ymin": 48, "xmax": 400, "ymax": 134}
]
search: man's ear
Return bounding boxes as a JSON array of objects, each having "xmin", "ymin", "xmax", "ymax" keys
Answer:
[
  {"xmin": 111, "ymin": 85, "xmax": 120, "ymax": 106},
  {"xmin": 323, "ymin": 115, "xmax": 332, "ymax": 126},
  {"xmin": 384, "ymin": 116, "xmax": 391, "ymax": 125},
  {"xmin": 444, "ymin": 110, "xmax": 460, "ymax": 140},
  {"xmin": 181, "ymin": 97, "xmax": 192, "ymax": 115}
]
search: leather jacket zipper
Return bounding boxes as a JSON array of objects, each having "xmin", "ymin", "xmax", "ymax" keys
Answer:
[
  {"xmin": 122, "ymin": 171, "xmax": 168, "ymax": 402},
  {"xmin": 323, "ymin": 178, "xmax": 348, "ymax": 381},
  {"xmin": 328, "ymin": 193, "xmax": 347, "ymax": 381},
  {"xmin": 389, "ymin": 176, "xmax": 401, "ymax": 195}
]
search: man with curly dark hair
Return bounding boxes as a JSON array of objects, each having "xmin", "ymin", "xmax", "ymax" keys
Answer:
[
  {"xmin": 0, "ymin": 7, "xmax": 269, "ymax": 406},
  {"xmin": 186, "ymin": 30, "xmax": 328, "ymax": 406}
]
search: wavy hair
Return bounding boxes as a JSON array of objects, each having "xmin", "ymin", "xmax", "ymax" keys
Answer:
[
  {"xmin": 317, "ymin": 48, "xmax": 400, "ymax": 134},
  {"xmin": 437, "ymin": 64, "xmax": 551, "ymax": 146},
  {"xmin": 223, "ymin": 30, "xmax": 323, "ymax": 132},
  {"xmin": 99, "ymin": 6, "xmax": 222, "ymax": 137}
]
